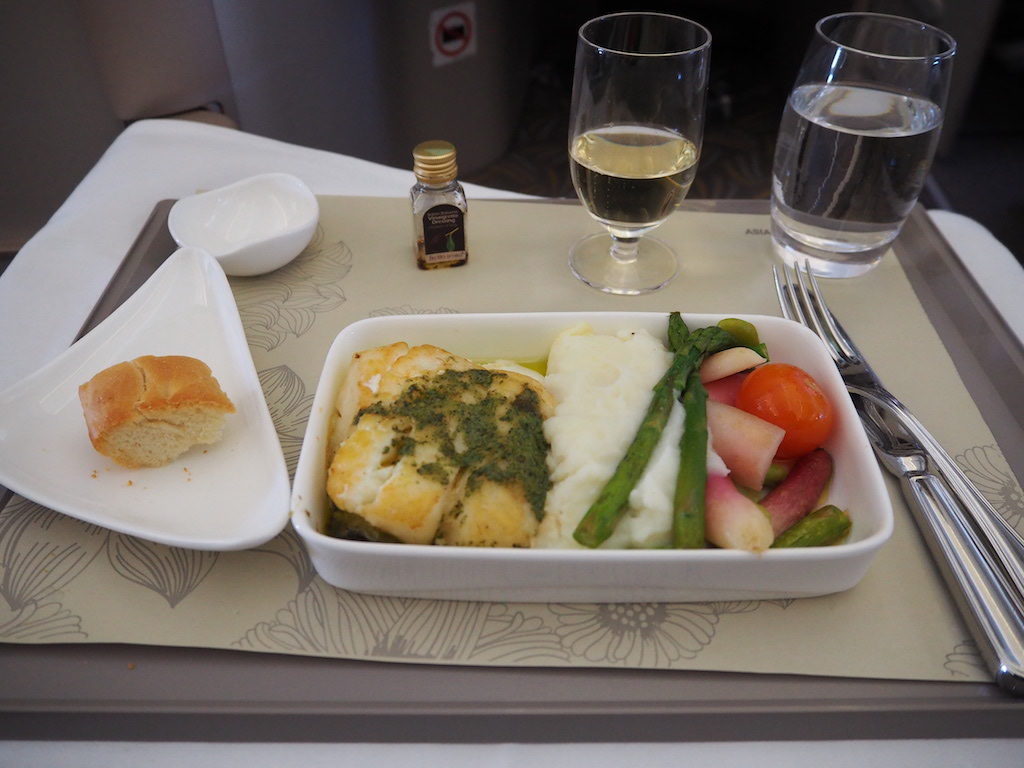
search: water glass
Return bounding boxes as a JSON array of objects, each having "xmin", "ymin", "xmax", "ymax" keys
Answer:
[{"xmin": 770, "ymin": 12, "xmax": 956, "ymax": 278}]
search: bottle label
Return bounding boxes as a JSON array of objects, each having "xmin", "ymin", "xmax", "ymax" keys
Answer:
[{"xmin": 421, "ymin": 204, "xmax": 467, "ymax": 266}]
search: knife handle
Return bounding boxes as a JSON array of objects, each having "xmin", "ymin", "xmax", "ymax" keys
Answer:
[
  {"xmin": 857, "ymin": 385, "xmax": 1024, "ymax": 611},
  {"xmin": 911, "ymin": 422, "xmax": 1024, "ymax": 598},
  {"xmin": 902, "ymin": 471, "xmax": 1024, "ymax": 694}
]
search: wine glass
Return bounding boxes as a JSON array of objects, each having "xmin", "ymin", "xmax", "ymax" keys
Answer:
[{"xmin": 567, "ymin": 12, "xmax": 711, "ymax": 295}]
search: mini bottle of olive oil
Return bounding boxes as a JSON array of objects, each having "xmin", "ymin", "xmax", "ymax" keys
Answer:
[{"xmin": 411, "ymin": 140, "xmax": 468, "ymax": 269}]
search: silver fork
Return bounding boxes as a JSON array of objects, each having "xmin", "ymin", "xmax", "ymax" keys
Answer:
[
  {"xmin": 775, "ymin": 261, "xmax": 1024, "ymax": 694},
  {"xmin": 774, "ymin": 261, "xmax": 1024, "ymax": 592}
]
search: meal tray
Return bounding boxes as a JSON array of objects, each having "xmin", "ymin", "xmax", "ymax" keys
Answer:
[{"xmin": 2, "ymin": 199, "xmax": 1023, "ymax": 742}]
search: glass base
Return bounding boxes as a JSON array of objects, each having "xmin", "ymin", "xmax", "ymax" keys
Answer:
[
  {"xmin": 770, "ymin": 216, "xmax": 886, "ymax": 279},
  {"xmin": 568, "ymin": 233, "xmax": 677, "ymax": 295}
]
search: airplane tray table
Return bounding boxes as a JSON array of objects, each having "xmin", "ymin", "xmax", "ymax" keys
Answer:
[{"xmin": 2, "ymin": 199, "xmax": 1024, "ymax": 743}]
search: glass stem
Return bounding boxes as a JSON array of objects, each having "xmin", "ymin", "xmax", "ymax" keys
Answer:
[{"xmin": 610, "ymin": 236, "xmax": 640, "ymax": 264}]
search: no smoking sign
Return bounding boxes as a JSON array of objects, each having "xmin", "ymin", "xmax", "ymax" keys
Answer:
[{"xmin": 429, "ymin": 2, "xmax": 477, "ymax": 67}]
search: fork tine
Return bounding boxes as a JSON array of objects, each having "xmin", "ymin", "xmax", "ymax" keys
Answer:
[
  {"xmin": 773, "ymin": 262, "xmax": 815, "ymax": 327},
  {"xmin": 792, "ymin": 263, "xmax": 832, "ymax": 346},
  {"xmin": 773, "ymin": 261, "xmax": 842, "ymax": 366},
  {"xmin": 771, "ymin": 266, "xmax": 795, "ymax": 322},
  {"xmin": 798, "ymin": 263, "xmax": 862, "ymax": 365},
  {"xmin": 773, "ymin": 263, "xmax": 812, "ymax": 328}
]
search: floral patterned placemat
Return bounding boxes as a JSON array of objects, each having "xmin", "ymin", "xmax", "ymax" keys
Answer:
[{"xmin": 3, "ymin": 197, "xmax": 1020, "ymax": 683}]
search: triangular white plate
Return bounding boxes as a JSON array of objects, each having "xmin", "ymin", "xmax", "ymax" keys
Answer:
[{"xmin": 0, "ymin": 247, "xmax": 290, "ymax": 550}]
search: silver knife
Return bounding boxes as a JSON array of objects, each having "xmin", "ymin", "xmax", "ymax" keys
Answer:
[
  {"xmin": 812, "ymin": 290, "xmax": 1024, "ymax": 611},
  {"xmin": 853, "ymin": 387, "xmax": 1024, "ymax": 694},
  {"xmin": 847, "ymin": 378, "xmax": 1024, "ymax": 603}
]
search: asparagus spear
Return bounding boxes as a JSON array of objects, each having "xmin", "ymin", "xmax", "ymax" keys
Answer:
[
  {"xmin": 763, "ymin": 461, "xmax": 791, "ymax": 487},
  {"xmin": 571, "ymin": 354, "xmax": 689, "ymax": 548},
  {"xmin": 572, "ymin": 315, "xmax": 734, "ymax": 548},
  {"xmin": 668, "ymin": 310, "xmax": 691, "ymax": 351},
  {"xmin": 772, "ymin": 505, "xmax": 851, "ymax": 547},
  {"xmin": 673, "ymin": 368, "xmax": 708, "ymax": 548}
]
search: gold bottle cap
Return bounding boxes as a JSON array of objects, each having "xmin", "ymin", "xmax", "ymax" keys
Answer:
[{"xmin": 413, "ymin": 140, "xmax": 458, "ymax": 183}]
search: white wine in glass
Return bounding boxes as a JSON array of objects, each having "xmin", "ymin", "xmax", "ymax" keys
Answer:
[{"xmin": 568, "ymin": 13, "xmax": 710, "ymax": 295}]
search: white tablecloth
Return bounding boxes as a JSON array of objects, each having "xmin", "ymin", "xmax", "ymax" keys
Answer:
[
  {"xmin": 1, "ymin": 118, "xmax": 1022, "ymax": 392},
  {"xmin": 4, "ymin": 739, "xmax": 1023, "ymax": 768},
  {"xmin": 0, "ymin": 119, "xmax": 524, "ymax": 391}
]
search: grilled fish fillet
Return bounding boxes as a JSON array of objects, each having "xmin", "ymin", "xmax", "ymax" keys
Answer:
[{"xmin": 326, "ymin": 344, "xmax": 553, "ymax": 546}]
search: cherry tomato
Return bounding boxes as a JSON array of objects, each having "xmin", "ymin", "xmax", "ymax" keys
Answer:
[{"xmin": 735, "ymin": 362, "xmax": 834, "ymax": 459}]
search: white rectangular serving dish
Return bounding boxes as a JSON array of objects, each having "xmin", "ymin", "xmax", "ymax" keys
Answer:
[{"xmin": 290, "ymin": 312, "xmax": 893, "ymax": 603}]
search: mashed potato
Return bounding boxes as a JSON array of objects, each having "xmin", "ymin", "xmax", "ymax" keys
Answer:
[{"xmin": 534, "ymin": 323, "xmax": 726, "ymax": 549}]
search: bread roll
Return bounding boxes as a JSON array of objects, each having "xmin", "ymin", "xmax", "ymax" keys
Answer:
[{"xmin": 79, "ymin": 355, "xmax": 236, "ymax": 468}]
